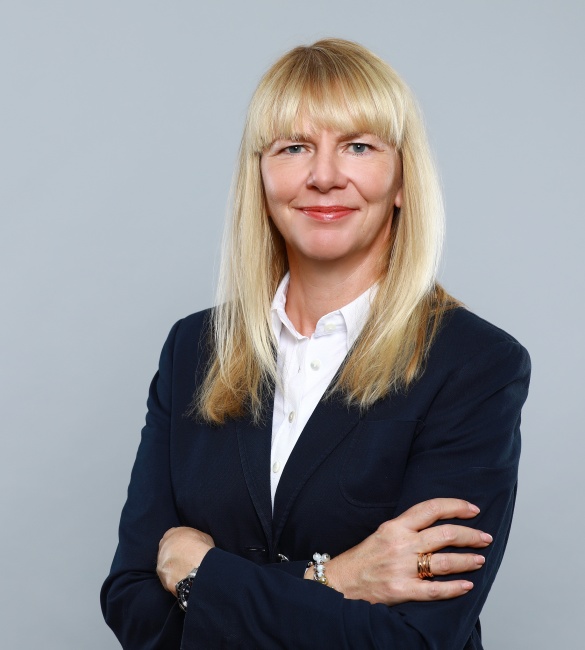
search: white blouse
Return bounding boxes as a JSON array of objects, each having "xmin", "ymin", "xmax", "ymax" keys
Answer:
[{"xmin": 270, "ymin": 273, "xmax": 375, "ymax": 506}]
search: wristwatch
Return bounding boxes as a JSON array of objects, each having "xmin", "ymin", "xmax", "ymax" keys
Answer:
[{"xmin": 176, "ymin": 568, "xmax": 198, "ymax": 612}]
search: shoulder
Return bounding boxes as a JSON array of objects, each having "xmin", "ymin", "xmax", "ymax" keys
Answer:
[
  {"xmin": 163, "ymin": 308, "xmax": 213, "ymax": 347},
  {"xmin": 428, "ymin": 307, "xmax": 531, "ymax": 378},
  {"xmin": 437, "ymin": 306, "xmax": 526, "ymax": 349},
  {"xmin": 174, "ymin": 308, "xmax": 213, "ymax": 341},
  {"xmin": 157, "ymin": 308, "xmax": 214, "ymax": 375},
  {"xmin": 147, "ymin": 309, "xmax": 216, "ymax": 411}
]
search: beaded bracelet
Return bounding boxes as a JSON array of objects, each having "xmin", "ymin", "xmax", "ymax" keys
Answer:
[{"xmin": 306, "ymin": 552, "xmax": 335, "ymax": 589}]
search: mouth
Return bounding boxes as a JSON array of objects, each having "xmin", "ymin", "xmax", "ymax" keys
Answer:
[{"xmin": 297, "ymin": 205, "xmax": 356, "ymax": 222}]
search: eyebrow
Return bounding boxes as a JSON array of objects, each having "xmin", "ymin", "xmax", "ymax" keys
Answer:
[
  {"xmin": 272, "ymin": 133, "xmax": 311, "ymax": 142},
  {"xmin": 342, "ymin": 132, "xmax": 366, "ymax": 140}
]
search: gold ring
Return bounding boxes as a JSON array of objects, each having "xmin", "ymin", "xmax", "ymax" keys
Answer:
[{"xmin": 417, "ymin": 552, "xmax": 434, "ymax": 579}]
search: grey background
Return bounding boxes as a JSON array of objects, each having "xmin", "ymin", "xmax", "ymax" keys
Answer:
[{"xmin": 1, "ymin": 1, "xmax": 583, "ymax": 648}]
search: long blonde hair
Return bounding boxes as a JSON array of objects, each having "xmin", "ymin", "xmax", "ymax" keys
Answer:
[{"xmin": 196, "ymin": 38, "xmax": 458, "ymax": 424}]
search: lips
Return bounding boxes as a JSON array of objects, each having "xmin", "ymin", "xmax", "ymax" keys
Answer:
[{"xmin": 298, "ymin": 205, "xmax": 356, "ymax": 222}]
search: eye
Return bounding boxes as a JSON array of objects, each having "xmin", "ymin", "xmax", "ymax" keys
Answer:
[
  {"xmin": 348, "ymin": 142, "xmax": 371, "ymax": 154},
  {"xmin": 284, "ymin": 144, "xmax": 305, "ymax": 154}
]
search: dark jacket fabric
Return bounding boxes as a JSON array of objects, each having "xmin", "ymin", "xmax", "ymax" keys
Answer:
[{"xmin": 101, "ymin": 306, "xmax": 530, "ymax": 649}]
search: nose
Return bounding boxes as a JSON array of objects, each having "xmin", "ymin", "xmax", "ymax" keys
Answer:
[{"xmin": 307, "ymin": 148, "xmax": 347, "ymax": 192}]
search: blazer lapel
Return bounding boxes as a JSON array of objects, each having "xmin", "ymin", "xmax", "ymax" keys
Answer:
[
  {"xmin": 236, "ymin": 411, "xmax": 274, "ymax": 551},
  {"xmin": 272, "ymin": 392, "xmax": 361, "ymax": 545}
]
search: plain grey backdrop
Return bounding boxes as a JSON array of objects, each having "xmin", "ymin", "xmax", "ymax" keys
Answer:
[{"xmin": 1, "ymin": 1, "xmax": 583, "ymax": 648}]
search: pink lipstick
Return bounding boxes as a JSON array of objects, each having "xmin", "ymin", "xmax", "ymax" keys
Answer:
[{"xmin": 299, "ymin": 205, "xmax": 356, "ymax": 222}]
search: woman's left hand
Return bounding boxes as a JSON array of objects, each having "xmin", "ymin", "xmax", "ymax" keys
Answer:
[
  {"xmin": 315, "ymin": 498, "xmax": 491, "ymax": 605},
  {"xmin": 156, "ymin": 527, "xmax": 215, "ymax": 595}
]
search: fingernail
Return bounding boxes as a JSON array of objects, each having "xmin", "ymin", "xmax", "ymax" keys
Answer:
[
  {"xmin": 462, "ymin": 581, "xmax": 474, "ymax": 590},
  {"xmin": 468, "ymin": 503, "xmax": 480, "ymax": 513},
  {"xmin": 474, "ymin": 555, "xmax": 485, "ymax": 565},
  {"xmin": 481, "ymin": 532, "xmax": 493, "ymax": 543}
]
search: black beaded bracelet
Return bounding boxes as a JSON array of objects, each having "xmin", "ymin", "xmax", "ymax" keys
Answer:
[{"xmin": 176, "ymin": 568, "xmax": 198, "ymax": 612}]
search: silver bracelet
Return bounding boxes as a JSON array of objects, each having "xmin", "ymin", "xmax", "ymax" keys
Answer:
[{"xmin": 306, "ymin": 552, "xmax": 335, "ymax": 588}]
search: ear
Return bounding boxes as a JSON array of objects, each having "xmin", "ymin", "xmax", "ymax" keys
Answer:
[{"xmin": 394, "ymin": 186, "xmax": 403, "ymax": 209}]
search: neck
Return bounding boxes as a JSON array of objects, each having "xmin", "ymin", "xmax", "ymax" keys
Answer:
[{"xmin": 284, "ymin": 255, "xmax": 380, "ymax": 337}]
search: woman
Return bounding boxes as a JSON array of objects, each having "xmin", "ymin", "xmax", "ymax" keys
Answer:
[{"xmin": 101, "ymin": 39, "xmax": 530, "ymax": 649}]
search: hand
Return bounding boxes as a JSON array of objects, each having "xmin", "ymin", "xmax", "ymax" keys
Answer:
[
  {"xmin": 317, "ymin": 498, "xmax": 492, "ymax": 605},
  {"xmin": 156, "ymin": 527, "xmax": 215, "ymax": 595}
]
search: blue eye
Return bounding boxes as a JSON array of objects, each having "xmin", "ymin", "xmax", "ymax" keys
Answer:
[
  {"xmin": 285, "ymin": 145, "xmax": 304, "ymax": 154},
  {"xmin": 349, "ymin": 143, "xmax": 369, "ymax": 154}
]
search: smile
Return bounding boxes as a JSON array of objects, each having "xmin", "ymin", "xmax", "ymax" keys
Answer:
[{"xmin": 298, "ymin": 206, "xmax": 357, "ymax": 222}]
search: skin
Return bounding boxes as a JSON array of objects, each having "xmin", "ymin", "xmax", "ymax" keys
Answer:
[
  {"xmin": 261, "ymin": 127, "xmax": 403, "ymax": 336},
  {"xmin": 157, "ymin": 126, "xmax": 493, "ymax": 603}
]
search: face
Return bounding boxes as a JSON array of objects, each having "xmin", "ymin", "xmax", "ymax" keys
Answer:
[{"xmin": 260, "ymin": 126, "xmax": 403, "ymax": 275}]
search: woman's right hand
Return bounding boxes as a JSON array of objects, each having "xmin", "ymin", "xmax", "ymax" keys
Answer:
[{"xmin": 320, "ymin": 498, "xmax": 492, "ymax": 605}]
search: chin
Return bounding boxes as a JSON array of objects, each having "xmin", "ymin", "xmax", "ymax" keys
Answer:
[
  {"xmin": 293, "ymin": 236, "xmax": 355, "ymax": 262},
  {"xmin": 295, "ymin": 239, "xmax": 345, "ymax": 256}
]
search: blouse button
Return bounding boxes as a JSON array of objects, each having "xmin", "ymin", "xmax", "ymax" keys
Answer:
[
  {"xmin": 324, "ymin": 322, "xmax": 336, "ymax": 332},
  {"xmin": 310, "ymin": 359, "xmax": 321, "ymax": 371},
  {"xmin": 288, "ymin": 411, "xmax": 295, "ymax": 423},
  {"xmin": 272, "ymin": 461, "xmax": 281, "ymax": 473}
]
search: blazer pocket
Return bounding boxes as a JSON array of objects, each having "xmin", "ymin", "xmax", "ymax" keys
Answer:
[{"xmin": 339, "ymin": 419, "xmax": 419, "ymax": 508}]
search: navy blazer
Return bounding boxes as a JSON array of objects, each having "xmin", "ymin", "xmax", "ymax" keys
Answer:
[{"xmin": 101, "ymin": 307, "xmax": 530, "ymax": 649}]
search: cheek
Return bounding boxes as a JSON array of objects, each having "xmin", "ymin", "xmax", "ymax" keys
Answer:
[
  {"xmin": 361, "ymin": 159, "xmax": 402, "ymax": 206},
  {"xmin": 261, "ymin": 165, "xmax": 292, "ymax": 207},
  {"xmin": 264, "ymin": 187, "xmax": 285, "ymax": 222},
  {"xmin": 362, "ymin": 181, "xmax": 396, "ymax": 210},
  {"xmin": 355, "ymin": 166, "xmax": 393, "ymax": 202}
]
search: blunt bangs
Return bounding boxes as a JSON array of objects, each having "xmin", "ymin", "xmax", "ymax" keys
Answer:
[{"xmin": 246, "ymin": 41, "xmax": 408, "ymax": 154}]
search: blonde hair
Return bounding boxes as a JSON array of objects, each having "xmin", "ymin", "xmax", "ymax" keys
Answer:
[{"xmin": 196, "ymin": 38, "xmax": 458, "ymax": 424}]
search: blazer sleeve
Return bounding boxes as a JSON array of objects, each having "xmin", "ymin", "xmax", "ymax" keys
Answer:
[
  {"xmin": 102, "ymin": 323, "xmax": 530, "ymax": 649},
  {"xmin": 101, "ymin": 320, "xmax": 186, "ymax": 649}
]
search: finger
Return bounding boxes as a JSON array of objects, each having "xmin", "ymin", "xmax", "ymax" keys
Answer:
[
  {"xmin": 411, "ymin": 579, "xmax": 475, "ymax": 602},
  {"xmin": 423, "ymin": 552, "xmax": 486, "ymax": 577},
  {"xmin": 398, "ymin": 498, "xmax": 480, "ymax": 531},
  {"xmin": 418, "ymin": 523, "xmax": 493, "ymax": 552}
]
